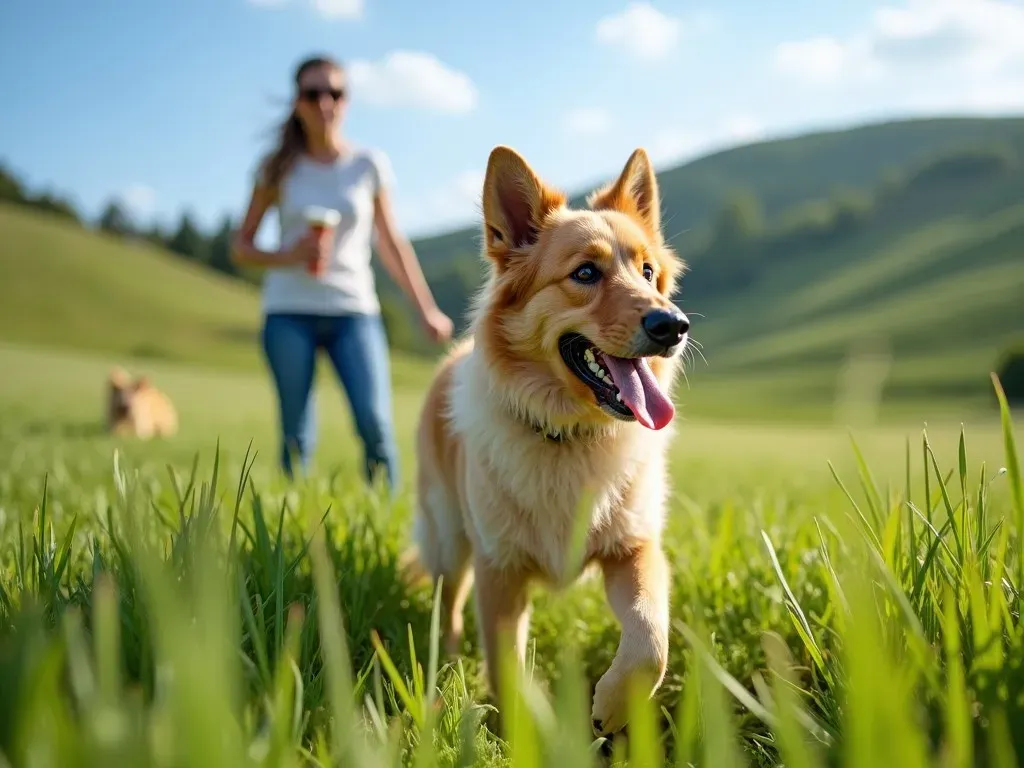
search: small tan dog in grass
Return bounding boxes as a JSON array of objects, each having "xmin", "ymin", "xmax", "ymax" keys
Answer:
[
  {"xmin": 406, "ymin": 145, "xmax": 690, "ymax": 737},
  {"xmin": 106, "ymin": 367, "xmax": 178, "ymax": 439}
]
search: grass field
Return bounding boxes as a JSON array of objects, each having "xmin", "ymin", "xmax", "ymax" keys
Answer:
[{"xmin": 1, "ymin": 338, "xmax": 1023, "ymax": 767}]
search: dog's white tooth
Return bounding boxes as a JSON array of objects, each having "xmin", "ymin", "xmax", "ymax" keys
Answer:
[
  {"xmin": 588, "ymin": 362, "xmax": 600, "ymax": 373},
  {"xmin": 616, "ymin": 392, "xmax": 623, "ymax": 402},
  {"xmin": 596, "ymin": 368, "xmax": 606, "ymax": 378},
  {"xmin": 584, "ymin": 349, "xmax": 595, "ymax": 362}
]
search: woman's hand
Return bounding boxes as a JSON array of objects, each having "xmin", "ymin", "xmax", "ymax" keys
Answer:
[
  {"xmin": 419, "ymin": 305, "xmax": 454, "ymax": 344},
  {"xmin": 282, "ymin": 231, "xmax": 328, "ymax": 269}
]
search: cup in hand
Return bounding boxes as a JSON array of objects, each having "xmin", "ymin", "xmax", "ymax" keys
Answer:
[{"xmin": 302, "ymin": 206, "xmax": 341, "ymax": 277}]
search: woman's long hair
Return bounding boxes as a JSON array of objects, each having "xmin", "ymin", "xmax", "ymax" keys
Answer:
[{"xmin": 259, "ymin": 55, "xmax": 342, "ymax": 192}]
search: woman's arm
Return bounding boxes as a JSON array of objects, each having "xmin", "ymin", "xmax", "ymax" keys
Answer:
[
  {"xmin": 372, "ymin": 187, "xmax": 453, "ymax": 342},
  {"xmin": 231, "ymin": 181, "xmax": 309, "ymax": 268}
]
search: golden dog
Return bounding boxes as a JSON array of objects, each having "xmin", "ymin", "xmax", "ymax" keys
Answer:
[
  {"xmin": 408, "ymin": 145, "xmax": 690, "ymax": 736},
  {"xmin": 106, "ymin": 367, "xmax": 178, "ymax": 439}
]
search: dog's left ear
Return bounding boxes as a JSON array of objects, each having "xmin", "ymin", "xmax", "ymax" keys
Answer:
[
  {"xmin": 482, "ymin": 146, "xmax": 566, "ymax": 270},
  {"xmin": 587, "ymin": 148, "xmax": 661, "ymax": 240},
  {"xmin": 133, "ymin": 376, "xmax": 151, "ymax": 390}
]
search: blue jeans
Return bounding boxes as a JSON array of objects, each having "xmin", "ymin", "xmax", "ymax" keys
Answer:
[{"xmin": 261, "ymin": 312, "xmax": 399, "ymax": 491}]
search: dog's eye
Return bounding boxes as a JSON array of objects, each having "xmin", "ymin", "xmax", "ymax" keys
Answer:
[
  {"xmin": 571, "ymin": 262, "xmax": 602, "ymax": 284},
  {"xmin": 642, "ymin": 263, "xmax": 655, "ymax": 282}
]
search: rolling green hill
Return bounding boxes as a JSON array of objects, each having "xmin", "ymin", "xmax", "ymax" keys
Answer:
[
  {"xmin": 0, "ymin": 204, "xmax": 262, "ymax": 368},
  {"xmin": 672, "ymin": 143, "xmax": 1024, "ymax": 420},
  {"xmin": 0, "ymin": 204, "xmax": 431, "ymax": 388}
]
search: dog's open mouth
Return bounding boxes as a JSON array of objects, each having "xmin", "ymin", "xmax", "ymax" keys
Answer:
[{"xmin": 558, "ymin": 333, "xmax": 675, "ymax": 430}]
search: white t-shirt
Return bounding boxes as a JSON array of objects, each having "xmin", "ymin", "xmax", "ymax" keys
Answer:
[{"xmin": 260, "ymin": 148, "xmax": 394, "ymax": 317}]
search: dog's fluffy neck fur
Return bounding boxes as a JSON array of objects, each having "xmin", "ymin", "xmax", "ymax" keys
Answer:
[
  {"xmin": 488, "ymin": 369, "xmax": 619, "ymax": 446},
  {"xmin": 460, "ymin": 272, "xmax": 626, "ymax": 446}
]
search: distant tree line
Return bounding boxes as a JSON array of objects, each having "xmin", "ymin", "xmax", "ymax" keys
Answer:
[
  {"xmin": 1, "ymin": 162, "xmax": 240, "ymax": 278},
  {"xmin": 0, "ymin": 163, "xmax": 82, "ymax": 224}
]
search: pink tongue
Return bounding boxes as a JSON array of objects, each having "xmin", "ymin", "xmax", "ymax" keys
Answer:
[{"xmin": 600, "ymin": 355, "xmax": 675, "ymax": 430}]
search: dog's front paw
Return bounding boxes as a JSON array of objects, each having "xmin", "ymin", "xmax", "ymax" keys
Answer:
[{"xmin": 590, "ymin": 646, "xmax": 666, "ymax": 737}]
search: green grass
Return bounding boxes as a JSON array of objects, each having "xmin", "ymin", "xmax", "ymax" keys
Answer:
[{"xmin": 2, "ymin": 341, "xmax": 1024, "ymax": 767}]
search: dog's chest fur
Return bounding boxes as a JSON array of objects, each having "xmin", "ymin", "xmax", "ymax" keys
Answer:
[{"xmin": 447, "ymin": 351, "xmax": 670, "ymax": 582}]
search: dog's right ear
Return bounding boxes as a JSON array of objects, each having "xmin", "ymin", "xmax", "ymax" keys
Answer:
[
  {"xmin": 109, "ymin": 367, "xmax": 130, "ymax": 388},
  {"xmin": 482, "ymin": 146, "xmax": 565, "ymax": 269}
]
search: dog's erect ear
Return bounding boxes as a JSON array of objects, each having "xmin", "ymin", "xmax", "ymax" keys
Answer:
[
  {"xmin": 587, "ymin": 148, "xmax": 661, "ymax": 239},
  {"xmin": 109, "ymin": 367, "xmax": 130, "ymax": 388},
  {"xmin": 482, "ymin": 146, "xmax": 565, "ymax": 267},
  {"xmin": 133, "ymin": 376, "xmax": 151, "ymax": 390}
]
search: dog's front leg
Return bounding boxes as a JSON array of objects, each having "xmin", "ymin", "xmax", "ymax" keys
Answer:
[
  {"xmin": 591, "ymin": 540, "xmax": 670, "ymax": 736},
  {"xmin": 473, "ymin": 556, "xmax": 531, "ymax": 704}
]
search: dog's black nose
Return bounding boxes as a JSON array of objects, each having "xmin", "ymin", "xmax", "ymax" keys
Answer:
[{"xmin": 642, "ymin": 308, "xmax": 689, "ymax": 347}]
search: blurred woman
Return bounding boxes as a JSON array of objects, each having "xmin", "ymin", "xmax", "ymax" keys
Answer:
[{"xmin": 232, "ymin": 54, "xmax": 453, "ymax": 491}]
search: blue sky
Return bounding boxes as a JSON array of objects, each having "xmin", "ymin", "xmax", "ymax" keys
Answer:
[{"xmin": 2, "ymin": 0, "xmax": 1023, "ymax": 242}]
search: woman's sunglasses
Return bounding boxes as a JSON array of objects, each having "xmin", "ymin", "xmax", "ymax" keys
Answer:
[{"xmin": 299, "ymin": 87, "xmax": 346, "ymax": 103}]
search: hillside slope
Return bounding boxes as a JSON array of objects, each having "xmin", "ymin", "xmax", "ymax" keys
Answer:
[
  {"xmin": 682, "ymin": 204, "xmax": 1024, "ymax": 421},
  {"xmin": 0, "ymin": 205, "xmax": 431, "ymax": 387},
  {"xmin": 675, "ymin": 139, "xmax": 1024, "ymax": 420},
  {"xmin": 0, "ymin": 204, "xmax": 265, "ymax": 368}
]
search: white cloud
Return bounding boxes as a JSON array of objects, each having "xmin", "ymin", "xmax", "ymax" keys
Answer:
[
  {"xmin": 118, "ymin": 184, "xmax": 157, "ymax": 220},
  {"xmin": 773, "ymin": 36, "xmax": 876, "ymax": 85},
  {"xmin": 647, "ymin": 129, "xmax": 708, "ymax": 166},
  {"xmin": 247, "ymin": 0, "xmax": 362, "ymax": 18},
  {"xmin": 399, "ymin": 170, "xmax": 485, "ymax": 235},
  {"xmin": 347, "ymin": 51, "xmax": 477, "ymax": 114},
  {"xmin": 446, "ymin": 170, "xmax": 485, "ymax": 211},
  {"xmin": 595, "ymin": 2, "xmax": 685, "ymax": 61},
  {"xmin": 772, "ymin": 0, "xmax": 1024, "ymax": 109},
  {"xmin": 722, "ymin": 115, "xmax": 765, "ymax": 143},
  {"xmin": 644, "ymin": 116, "xmax": 769, "ymax": 167},
  {"xmin": 563, "ymin": 108, "xmax": 613, "ymax": 136},
  {"xmin": 310, "ymin": 0, "xmax": 362, "ymax": 19},
  {"xmin": 906, "ymin": 80, "xmax": 1024, "ymax": 114}
]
